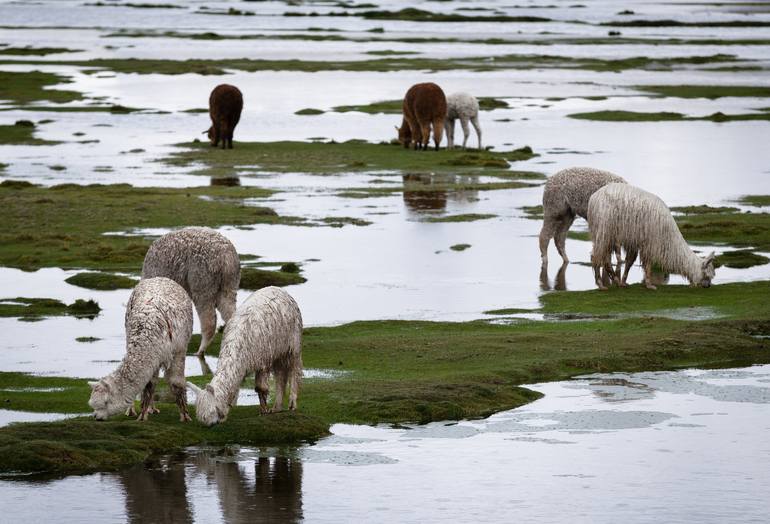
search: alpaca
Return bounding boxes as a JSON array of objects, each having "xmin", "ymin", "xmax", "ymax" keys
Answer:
[
  {"xmin": 539, "ymin": 167, "xmax": 626, "ymax": 266},
  {"xmin": 445, "ymin": 92, "xmax": 482, "ymax": 149},
  {"xmin": 587, "ymin": 183, "xmax": 716, "ymax": 290},
  {"xmin": 88, "ymin": 277, "xmax": 193, "ymax": 421},
  {"xmin": 205, "ymin": 84, "xmax": 243, "ymax": 149},
  {"xmin": 187, "ymin": 287, "xmax": 303, "ymax": 426},
  {"xmin": 142, "ymin": 227, "xmax": 240, "ymax": 357},
  {"xmin": 396, "ymin": 82, "xmax": 447, "ymax": 151}
]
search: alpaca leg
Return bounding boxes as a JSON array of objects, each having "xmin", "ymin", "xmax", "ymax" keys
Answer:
[
  {"xmin": 125, "ymin": 402, "xmax": 137, "ymax": 417},
  {"xmin": 446, "ymin": 119, "xmax": 455, "ymax": 149},
  {"xmin": 555, "ymin": 261, "xmax": 568, "ymax": 291},
  {"xmin": 471, "ymin": 115, "xmax": 482, "ymax": 149},
  {"xmin": 288, "ymin": 353, "xmax": 302, "ymax": 411},
  {"xmin": 643, "ymin": 260, "xmax": 657, "ymax": 290},
  {"xmin": 621, "ymin": 249, "xmax": 637, "ymax": 286},
  {"xmin": 168, "ymin": 350, "xmax": 191, "ymax": 422},
  {"xmin": 460, "ymin": 117, "xmax": 470, "ymax": 149},
  {"xmin": 539, "ymin": 216, "xmax": 558, "ymax": 266},
  {"xmin": 432, "ymin": 117, "xmax": 444, "ymax": 151},
  {"xmin": 554, "ymin": 215, "xmax": 575, "ymax": 264},
  {"xmin": 272, "ymin": 366, "xmax": 288, "ymax": 413},
  {"xmin": 421, "ymin": 123, "xmax": 431, "ymax": 151},
  {"xmin": 138, "ymin": 376, "xmax": 158, "ymax": 421},
  {"xmin": 216, "ymin": 290, "xmax": 237, "ymax": 325},
  {"xmin": 592, "ymin": 252, "xmax": 607, "ymax": 290},
  {"xmin": 255, "ymin": 371, "xmax": 270, "ymax": 415},
  {"xmin": 196, "ymin": 304, "xmax": 217, "ymax": 357}
]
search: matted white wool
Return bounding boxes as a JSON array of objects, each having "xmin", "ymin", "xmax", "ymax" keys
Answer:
[
  {"xmin": 445, "ymin": 92, "xmax": 482, "ymax": 150},
  {"xmin": 88, "ymin": 277, "xmax": 193, "ymax": 421},
  {"xmin": 142, "ymin": 226, "xmax": 240, "ymax": 356},
  {"xmin": 587, "ymin": 183, "xmax": 715, "ymax": 288},
  {"xmin": 189, "ymin": 287, "xmax": 303, "ymax": 426}
]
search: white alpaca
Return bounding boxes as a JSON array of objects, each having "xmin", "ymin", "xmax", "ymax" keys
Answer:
[
  {"xmin": 540, "ymin": 167, "xmax": 626, "ymax": 266},
  {"xmin": 187, "ymin": 287, "xmax": 303, "ymax": 426},
  {"xmin": 88, "ymin": 277, "xmax": 193, "ymax": 421},
  {"xmin": 445, "ymin": 92, "xmax": 481, "ymax": 149},
  {"xmin": 587, "ymin": 184, "xmax": 716, "ymax": 290},
  {"xmin": 142, "ymin": 227, "xmax": 240, "ymax": 357}
]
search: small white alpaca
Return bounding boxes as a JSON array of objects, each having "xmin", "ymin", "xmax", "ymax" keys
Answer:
[
  {"xmin": 88, "ymin": 277, "xmax": 193, "ymax": 421},
  {"xmin": 187, "ymin": 286, "xmax": 303, "ymax": 426},
  {"xmin": 445, "ymin": 92, "xmax": 482, "ymax": 149},
  {"xmin": 587, "ymin": 183, "xmax": 716, "ymax": 290},
  {"xmin": 539, "ymin": 166, "xmax": 626, "ymax": 266},
  {"xmin": 142, "ymin": 227, "xmax": 240, "ymax": 357}
]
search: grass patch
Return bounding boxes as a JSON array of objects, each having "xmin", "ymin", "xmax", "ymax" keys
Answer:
[
  {"xmin": 240, "ymin": 267, "xmax": 307, "ymax": 290},
  {"xmin": 739, "ymin": 195, "xmax": 770, "ymax": 207},
  {"xmin": 0, "ymin": 121, "xmax": 59, "ymax": 145},
  {"xmin": 320, "ymin": 216, "xmax": 373, "ymax": 227},
  {"xmin": 568, "ymin": 110, "xmax": 770, "ymax": 122},
  {"xmin": 672, "ymin": 205, "xmax": 740, "ymax": 214},
  {"xmin": 0, "ymin": 71, "xmax": 82, "ymax": 105},
  {"xmin": 165, "ymin": 140, "xmax": 539, "ymax": 179},
  {"xmin": 602, "ymin": 19, "xmax": 770, "ymax": 27},
  {"xmin": 332, "ymin": 97, "xmax": 509, "ymax": 114},
  {"xmin": 424, "ymin": 214, "xmax": 497, "ymax": 223},
  {"xmin": 65, "ymin": 272, "xmax": 137, "ymax": 290},
  {"xmin": 637, "ymin": 85, "xmax": 770, "ymax": 99},
  {"xmin": 0, "ymin": 47, "xmax": 80, "ymax": 56},
  {"xmin": 449, "ymin": 243, "xmax": 471, "ymax": 251},
  {"xmin": 714, "ymin": 250, "xmax": 770, "ymax": 269},
  {"xmin": 519, "ymin": 205, "xmax": 543, "ymax": 219},
  {"xmin": 484, "ymin": 307, "xmax": 534, "ymax": 315},
  {"xmin": 0, "ymin": 182, "xmax": 303, "ymax": 272},
  {"xmin": 76, "ymin": 336, "xmax": 101, "ymax": 343},
  {"xmin": 295, "ymin": 108, "xmax": 324, "ymax": 115},
  {"xmin": 0, "ymin": 297, "xmax": 100, "ymax": 319}
]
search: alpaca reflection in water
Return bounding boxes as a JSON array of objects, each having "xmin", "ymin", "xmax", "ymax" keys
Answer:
[
  {"xmin": 118, "ymin": 450, "xmax": 303, "ymax": 523},
  {"xmin": 540, "ymin": 261, "xmax": 569, "ymax": 291},
  {"xmin": 401, "ymin": 173, "xmax": 480, "ymax": 215}
]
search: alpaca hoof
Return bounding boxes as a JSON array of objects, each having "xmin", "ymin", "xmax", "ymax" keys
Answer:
[
  {"xmin": 645, "ymin": 284, "xmax": 657, "ymax": 290},
  {"xmin": 180, "ymin": 413, "xmax": 192, "ymax": 422},
  {"xmin": 136, "ymin": 413, "xmax": 148, "ymax": 421},
  {"xmin": 618, "ymin": 281, "xmax": 628, "ymax": 288},
  {"xmin": 125, "ymin": 406, "xmax": 137, "ymax": 417},
  {"xmin": 151, "ymin": 407, "xmax": 160, "ymax": 414}
]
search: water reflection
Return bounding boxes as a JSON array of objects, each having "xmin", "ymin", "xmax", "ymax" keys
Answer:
[
  {"xmin": 539, "ymin": 261, "xmax": 568, "ymax": 291},
  {"xmin": 120, "ymin": 452, "xmax": 193, "ymax": 524},
  {"xmin": 402, "ymin": 174, "xmax": 447, "ymax": 213},
  {"xmin": 210, "ymin": 176, "xmax": 241, "ymax": 187}
]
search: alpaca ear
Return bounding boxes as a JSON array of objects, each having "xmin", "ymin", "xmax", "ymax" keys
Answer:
[
  {"xmin": 186, "ymin": 381, "xmax": 202, "ymax": 396},
  {"xmin": 703, "ymin": 252, "xmax": 715, "ymax": 267},
  {"xmin": 394, "ymin": 125, "xmax": 400, "ymax": 132},
  {"xmin": 201, "ymin": 129, "xmax": 209, "ymax": 135}
]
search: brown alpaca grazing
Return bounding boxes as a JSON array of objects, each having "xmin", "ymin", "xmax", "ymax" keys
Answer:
[
  {"xmin": 205, "ymin": 84, "xmax": 243, "ymax": 149},
  {"xmin": 396, "ymin": 82, "xmax": 447, "ymax": 151}
]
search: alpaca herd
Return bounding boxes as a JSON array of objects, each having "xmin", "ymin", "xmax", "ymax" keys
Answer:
[{"xmin": 87, "ymin": 83, "xmax": 717, "ymax": 426}]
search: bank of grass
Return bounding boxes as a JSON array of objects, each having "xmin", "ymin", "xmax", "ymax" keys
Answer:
[
  {"xmin": 714, "ymin": 250, "xmax": 770, "ymax": 269},
  {"xmin": 0, "ymin": 297, "xmax": 100, "ymax": 319},
  {"xmin": 330, "ymin": 97, "xmax": 508, "ymax": 114},
  {"xmin": 240, "ymin": 267, "xmax": 307, "ymax": 289},
  {"xmin": 567, "ymin": 110, "xmax": 770, "ymax": 122},
  {"xmin": 424, "ymin": 213, "xmax": 496, "ymax": 223},
  {"xmin": 0, "ymin": 181, "xmax": 299, "ymax": 271},
  {"xmin": 3, "ymin": 53, "xmax": 749, "ymax": 76},
  {"xmin": 636, "ymin": 85, "xmax": 770, "ymax": 99},
  {"xmin": 65, "ymin": 272, "xmax": 138, "ymax": 290},
  {"xmin": 0, "ymin": 71, "xmax": 83, "ymax": 105},
  {"xmin": 3, "ymin": 283, "xmax": 769, "ymax": 474},
  {"xmin": 0, "ymin": 47, "xmax": 81, "ymax": 56},
  {"xmin": 0, "ymin": 121, "xmax": 59, "ymax": 145},
  {"xmin": 166, "ymin": 140, "xmax": 538, "ymax": 179}
]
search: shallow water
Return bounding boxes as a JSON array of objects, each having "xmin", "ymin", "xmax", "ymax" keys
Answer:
[{"xmin": 3, "ymin": 364, "xmax": 770, "ymax": 522}]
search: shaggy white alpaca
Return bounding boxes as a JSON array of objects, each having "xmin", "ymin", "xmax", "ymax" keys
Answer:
[
  {"xmin": 187, "ymin": 287, "xmax": 303, "ymax": 426},
  {"xmin": 142, "ymin": 227, "xmax": 240, "ymax": 357},
  {"xmin": 88, "ymin": 277, "xmax": 193, "ymax": 421},
  {"xmin": 587, "ymin": 184, "xmax": 716, "ymax": 290},
  {"xmin": 539, "ymin": 166, "xmax": 626, "ymax": 266},
  {"xmin": 445, "ymin": 92, "xmax": 482, "ymax": 149}
]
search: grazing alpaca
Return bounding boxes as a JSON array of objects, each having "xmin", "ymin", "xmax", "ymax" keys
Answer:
[
  {"xmin": 445, "ymin": 92, "xmax": 482, "ymax": 149},
  {"xmin": 396, "ymin": 82, "xmax": 447, "ymax": 151},
  {"xmin": 587, "ymin": 183, "xmax": 716, "ymax": 290},
  {"xmin": 187, "ymin": 287, "xmax": 303, "ymax": 426},
  {"xmin": 539, "ymin": 167, "xmax": 626, "ymax": 266},
  {"xmin": 88, "ymin": 277, "xmax": 193, "ymax": 421},
  {"xmin": 205, "ymin": 84, "xmax": 243, "ymax": 149},
  {"xmin": 142, "ymin": 227, "xmax": 240, "ymax": 357}
]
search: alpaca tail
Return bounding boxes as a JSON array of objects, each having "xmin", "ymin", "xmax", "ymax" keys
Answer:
[{"xmin": 432, "ymin": 117, "xmax": 444, "ymax": 151}]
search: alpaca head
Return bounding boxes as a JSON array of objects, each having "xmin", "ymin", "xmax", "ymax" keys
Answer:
[
  {"xmin": 695, "ymin": 252, "xmax": 716, "ymax": 288},
  {"xmin": 203, "ymin": 126, "xmax": 216, "ymax": 145},
  {"xmin": 88, "ymin": 377, "xmax": 128, "ymax": 421},
  {"xmin": 187, "ymin": 382, "xmax": 229, "ymax": 426},
  {"xmin": 395, "ymin": 124, "xmax": 411, "ymax": 148}
]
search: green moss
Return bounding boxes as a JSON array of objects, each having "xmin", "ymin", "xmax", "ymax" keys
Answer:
[
  {"xmin": 449, "ymin": 243, "xmax": 471, "ymax": 251},
  {"xmin": 0, "ymin": 47, "xmax": 80, "ymax": 56},
  {"xmin": 425, "ymin": 213, "xmax": 497, "ymax": 223},
  {"xmin": 0, "ymin": 297, "xmax": 100, "ymax": 319},
  {"xmin": 65, "ymin": 272, "xmax": 137, "ymax": 290},
  {"xmin": 240, "ymin": 267, "xmax": 307, "ymax": 290},
  {"xmin": 0, "ymin": 121, "xmax": 59, "ymax": 145},
  {"xmin": 295, "ymin": 108, "xmax": 324, "ymax": 115},
  {"xmin": 637, "ymin": 85, "xmax": 770, "ymax": 99},
  {"xmin": 166, "ymin": 141, "xmax": 539, "ymax": 179},
  {"xmin": 714, "ymin": 250, "xmax": 770, "ymax": 269},
  {"xmin": 0, "ymin": 182, "xmax": 303, "ymax": 271},
  {"xmin": 0, "ymin": 71, "xmax": 83, "ymax": 105}
]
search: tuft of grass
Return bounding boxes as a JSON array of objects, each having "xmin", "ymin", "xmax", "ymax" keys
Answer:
[
  {"xmin": 0, "ymin": 71, "xmax": 83, "ymax": 105},
  {"xmin": 0, "ymin": 297, "xmax": 100, "ymax": 319},
  {"xmin": 0, "ymin": 122, "xmax": 59, "ymax": 145},
  {"xmin": 0, "ymin": 47, "xmax": 80, "ymax": 56},
  {"xmin": 739, "ymin": 195, "xmax": 770, "ymax": 207},
  {"xmin": 76, "ymin": 336, "xmax": 101, "ymax": 343},
  {"xmin": 295, "ymin": 108, "xmax": 324, "ymax": 115},
  {"xmin": 450, "ymin": 243, "xmax": 471, "ymax": 251},
  {"xmin": 424, "ymin": 213, "xmax": 497, "ymax": 223},
  {"xmin": 672, "ymin": 205, "xmax": 740, "ymax": 214},
  {"xmin": 568, "ymin": 110, "xmax": 770, "ymax": 122},
  {"xmin": 320, "ymin": 216, "xmax": 373, "ymax": 227},
  {"xmin": 240, "ymin": 267, "xmax": 307, "ymax": 290},
  {"xmin": 714, "ymin": 250, "xmax": 770, "ymax": 269},
  {"xmin": 602, "ymin": 19, "xmax": 770, "ymax": 27},
  {"xmin": 637, "ymin": 85, "xmax": 770, "ymax": 99},
  {"xmin": 519, "ymin": 205, "xmax": 544, "ymax": 220},
  {"xmin": 65, "ymin": 272, "xmax": 137, "ymax": 290},
  {"xmin": 484, "ymin": 307, "xmax": 534, "ymax": 315}
]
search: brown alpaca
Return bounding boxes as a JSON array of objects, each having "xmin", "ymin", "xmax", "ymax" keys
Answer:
[
  {"xmin": 396, "ymin": 82, "xmax": 447, "ymax": 151},
  {"xmin": 205, "ymin": 84, "xmax": 243, "ymax": 149}
]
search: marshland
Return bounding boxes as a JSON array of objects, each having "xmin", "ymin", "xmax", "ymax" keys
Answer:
[{"xmin": 1, "ymin": 0, "xmax": 769, "ymax": 521}]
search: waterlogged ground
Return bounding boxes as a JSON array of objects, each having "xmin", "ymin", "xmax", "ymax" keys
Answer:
[{"xmin": 2, "ymin": 364, "xmax": 770, "ymax": 523}]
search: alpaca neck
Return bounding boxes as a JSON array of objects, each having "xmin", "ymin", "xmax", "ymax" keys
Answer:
[
  {"xmin": 112, "ymin": 345, "xmax": 157, "ymax": 400},
  {"xmin": 210, "ymin": 354, "xmax": 247, "ymax": 407},
  {"xmin": 680, "ymin": 251, "xmax": 704, "ymax": 284}
]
